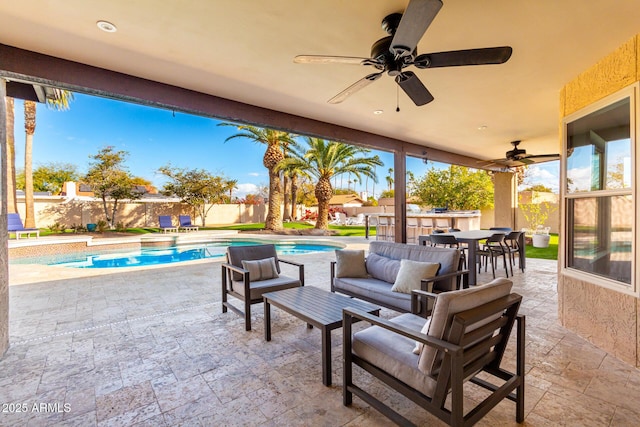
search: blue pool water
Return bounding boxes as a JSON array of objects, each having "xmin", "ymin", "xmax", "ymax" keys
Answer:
[{"xmin": 21, "ymin": 240, "xmax": 340, "ymax": 269}]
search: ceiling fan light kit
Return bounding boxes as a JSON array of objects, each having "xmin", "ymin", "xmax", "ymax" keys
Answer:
[{"xmin": 294, "ymin": 0, "xmax": 512, "ymax": 106}]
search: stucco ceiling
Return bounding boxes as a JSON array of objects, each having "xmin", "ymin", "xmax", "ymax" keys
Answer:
[{"xmin": 1, "ymin": 0, "xmax": 639, "ymax": 165}]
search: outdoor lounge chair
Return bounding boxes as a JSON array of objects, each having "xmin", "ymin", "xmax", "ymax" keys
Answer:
[
  {"xmin": 179, "ymin": 215, "xmax": 199, "ymax": 232},
  {"xmin": 343, "ymin": 278, "xmax": 524, "ymax": 426},
  {"xmin": 158, "ymin": 215, "xmax": 178, "ymax": 233},
  {"xmin": 222, "ymin": 244, "xmax": 304, "ymax": 331},
  {"xmin": 7, "ymin": 213, "xmax": 39, "ymax": 239}
]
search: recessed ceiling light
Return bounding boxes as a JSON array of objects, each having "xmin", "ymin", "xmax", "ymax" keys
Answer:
[
  {"xmin": 477, "ymin": 125, "xmax": 488, "ymax": 130},
  {"xmin": 373, "ymin": 110, "xmax": 384, "ymax": 115},
  {"xmin": 96, "ymin": 20, "xmax": 117, "ymax": 33}
]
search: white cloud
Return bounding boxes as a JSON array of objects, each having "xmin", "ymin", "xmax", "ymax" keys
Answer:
[
  {"xmin": 521, "ymin": 163, "xmax": 560, "ymax": 192},
  {"xmin": 248, "ymin": 172, "xmax": 260, "ymax": 177},
  {"xmin": 566, "ymin": 166, "xmax": 592, "ymax": 192},
  {"xmin": 235, "ymin": 183, "xmax": 258, "ymax": 198}
]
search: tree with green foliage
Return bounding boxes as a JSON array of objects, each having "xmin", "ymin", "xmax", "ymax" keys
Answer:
[
  {"xmin": 16, "ymin": 162, "xmax": 79, "ymax": 194},
  {"xmin": 84, "ymin": 147, "xmax": 141, "ymax": 228},
  {"xmin": 280, "ymin": 138, "xmax": 382, "ymax": 229},
  {"xmin": 522, "ymin": 184, "xmax": 553, "ymax": 193},
  {"xmin": 412, "ymin": 165, "xmax": 494, "ymax": 210},
  {"xmin": 158, "ymin": 165, "xmax": 229, "ymax": 226}
]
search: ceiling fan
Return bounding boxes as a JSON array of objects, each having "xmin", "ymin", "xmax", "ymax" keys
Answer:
[
  {"xmin": 293, "ymin": 0, "xmax": 512, "ymax": 106},
  {"xmin": 488, "ymin": 140, "xmax": 560, "ymax": 167}
]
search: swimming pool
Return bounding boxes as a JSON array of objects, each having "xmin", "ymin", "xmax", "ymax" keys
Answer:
[{"xmin": 20, "ymin": 240, "xmax": 342, "ymax": 269}]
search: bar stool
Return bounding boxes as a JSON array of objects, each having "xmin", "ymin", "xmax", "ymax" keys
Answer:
[
  {"xmin": 387, "ymin": 217, "xmax": 396, "ymax": 241},
  {"xmin": 406, "ymin": 217, "xmax": 419, "ymax": 244},
  {"xmin": 376, "ymin": 216, "xmax": 388, "ymax": 241},
  {"xmin": 418, "ymin": 217, "xmax": 433, "ymax": 237},
  {"xmin": 433, "ymin": 217, "xmax": 450, "ymax": 232}
]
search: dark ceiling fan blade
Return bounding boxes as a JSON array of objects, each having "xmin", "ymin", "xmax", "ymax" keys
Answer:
[
  {"xmin": 390, "ymin": 0, "xmax": 443, "ymax": 58},
  {"xmin": 395, "ymin": 71, "xmax": 434, "ymax": 106},
  {"xmin": 414, "ymin": 46, "xmax": 513, "ymax": 68},
  {"xmin": 294, "ymin": 55, "xmax": 380, "ymax": 66},
  {"xmin": 328, "ymin": 72, "xmax": 383, "ymax": 104}
]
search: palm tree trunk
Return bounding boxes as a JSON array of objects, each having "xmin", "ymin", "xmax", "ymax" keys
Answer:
[
  {"xmin": 283, "ymin": 174, "xmax": 291, "ymax": 221},
  {"xmin": 265, "ymin": 167, "xmax": 283, "ymax": 230},
  {"xmin": 290, "ymin": 173, "xmax": 298, "ymax": 220},
  {"xmin": 314, "ymin": 177, "xmax": 333, "ymax": 230},
  {"xmin": 23, "ymin": 101, "xmax": 36, "ymax": 228},
  {"xmin": 5, "ymin": 97, "xmax": 17, "ymax": 213}
]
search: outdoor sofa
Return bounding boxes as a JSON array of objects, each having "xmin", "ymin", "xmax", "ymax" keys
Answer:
[{"xmin": 331, "ymin": 241, "xmax": 468, "ymax": 315}]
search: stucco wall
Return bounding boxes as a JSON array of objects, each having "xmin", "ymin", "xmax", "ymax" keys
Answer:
[
  {"xmin": 13, "ymin": 197, "xmax": 267, "ymax": 228},
  {"xmin": 559, "ymin": 34, "xmax": 640, "ymax": 366}
]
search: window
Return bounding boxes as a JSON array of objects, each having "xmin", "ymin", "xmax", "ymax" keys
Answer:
[{"xmin": 564, "ymin": 94, "xmax": 633, "ymax": 285}]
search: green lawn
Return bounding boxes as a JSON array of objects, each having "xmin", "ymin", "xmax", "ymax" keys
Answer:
[{"xmin": 524, "ymin": 234, "xmax": 558, "ymax": 260}]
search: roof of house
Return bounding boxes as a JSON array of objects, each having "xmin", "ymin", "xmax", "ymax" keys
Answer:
[{"xmin": 329, "ymin": 194, "xmax": 366, "ymax": 206}]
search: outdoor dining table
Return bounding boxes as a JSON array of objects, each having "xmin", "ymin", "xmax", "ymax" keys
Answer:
[{"xmin": 419, "ymin": 229, "xmax": 526, "ymax": 286}]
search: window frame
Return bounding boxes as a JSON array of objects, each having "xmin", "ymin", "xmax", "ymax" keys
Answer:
[{"xmin": 560, "ymin": 84, "xmax": 637, "ymax": 294}]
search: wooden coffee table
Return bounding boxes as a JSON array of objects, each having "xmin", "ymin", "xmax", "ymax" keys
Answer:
[{"xmin": 263, "ymin": 286, "xmax": 380, "ymax": 386}]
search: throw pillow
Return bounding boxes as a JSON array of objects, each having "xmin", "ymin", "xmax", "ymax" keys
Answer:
[
  {"xmin": 413, "ymin": 317, "xmax": 432, "ymax": 355},
  {"xmin": 241, "ymin": 257, "xmax": 279, "ymax": 281},
  {"xmin": 334, "ymin": 249, "xmax": 368, "ymax": 278},
  {"xmin": 390, "ymin": 259, "xmax": 440, "ymax": 294},
  {"xmin": 365, "ymin": 253, "xmax": 401, "ymax": 284}
]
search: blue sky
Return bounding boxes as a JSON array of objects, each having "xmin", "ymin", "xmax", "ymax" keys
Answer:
[{"xmin": 11, "ymin": 93, "xmax": 559, "ymax": 197}]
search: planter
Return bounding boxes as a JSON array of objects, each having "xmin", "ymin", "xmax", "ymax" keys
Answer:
[
  {"xmin": 532, "ymin": 234, "xmax": 550, "ymax": 248},
  {"xmin": 86, "ymin": 223, "xmax": 97, "ymax": 232}
]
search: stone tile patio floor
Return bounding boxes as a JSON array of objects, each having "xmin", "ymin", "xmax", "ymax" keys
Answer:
[{"xmin": 3, "ymin": 236, "xmax": 640, "ymax": 426}]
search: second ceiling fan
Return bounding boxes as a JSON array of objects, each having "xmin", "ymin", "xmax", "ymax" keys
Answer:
[{"xmin": 294, "ymin": 0, "xmax": 513, "ymax": 106}]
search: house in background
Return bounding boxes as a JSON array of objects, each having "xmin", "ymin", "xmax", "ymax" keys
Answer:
[{"xmin": 328, "ymin": 194, "xmax": 365, "ymax": 208}]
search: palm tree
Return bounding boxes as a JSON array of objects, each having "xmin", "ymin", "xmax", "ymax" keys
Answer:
[
  {"xmin": 23, "ymin": 100, "xmax": 36, "ymax": 227},
  {"xmin": 386, "ymin": 167, "xmax": 394, "ymax": 191},
  {"xmin": 5, "ymin": 97, "xmax": 17, "ymax": 213},
  {"xmin": 281, "ymin": 138, "xmax": 382, "ymax": 229},
  {"xmin": 220, "ymin": 123, "xmax": 294, "ymax": 231},
  {"xmin": 23, "ymin": 90, "xmax": 74, "ymax": 228},
  {"xmin": 225, "ymin": 178, "xmax": 238, "ymax": 202},
  {"xmin": 277, "ymin": 143, "xmax": 306, "ymax": 221}
]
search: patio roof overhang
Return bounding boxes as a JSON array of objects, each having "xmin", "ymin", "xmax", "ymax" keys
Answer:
[{"xmin": 1, "ymin": 1, "xmax": 639, "ymax": 165}]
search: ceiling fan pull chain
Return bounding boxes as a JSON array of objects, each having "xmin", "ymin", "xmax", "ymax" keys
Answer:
[{"xmin": 396, "ymin": 84, "xmax": 400, "ymax": 112}]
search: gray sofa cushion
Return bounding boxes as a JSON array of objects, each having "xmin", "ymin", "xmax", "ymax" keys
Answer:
[
  {"xmin": 365, "ymin": 253, "xmax": 401, "ymax": 283},
  {"xmin": 353, "ymin": 313, "xmax": 436, "ymax": 397},
  {"xmin": 369, "ymin": 241, "xmax": 460, "ymax": 292},
  {"xmin": 333, "ymin": 277, "xmax": 412, "ymax": 312}
]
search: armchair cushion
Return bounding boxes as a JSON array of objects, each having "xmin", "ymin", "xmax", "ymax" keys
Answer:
[
  {"xmin": 353, "ymin": 313, "xmax": 437, "ymax": 397},
  {"xmin": 227, "ymin": 244, "xmax": 281, "ymax": 281},
  {"xmin": 231, "ymin": 276, "xmax": 302, "ymax": 300},
  {"xmin": 241, "ymin": 257, "xmax": 279, "ymax": 281},
  {"xmin": 365, "ymin": 253, "xmax": 401, "ymax": 284},
  {"xmin": 417, "ymin": 278, "xmax": 513, "ymax": 374},
  {"xmin": 391, "ymin": 260, "xmax": 440, "ymax": 294},
  {"xmin": 335, "ymin": 249, "xmax": 368, "ymax": 278}
]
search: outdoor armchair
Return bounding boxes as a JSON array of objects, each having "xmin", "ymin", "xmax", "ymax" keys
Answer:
[
  {"xmin": 343, "ymin": 278, "xmax": 525, "ymax": 426},
  {"xmin": 179, "ymin": 215, "xmax": 199, "ymax": 232},
  {"xmin": 222, "ymin": 244, "xmax": 304, "ymax": 331},
  {"xmin": 158, "ymin": 215, "xmax": 178, "ymax": 233},
  {"xmin": 7, "ymin": 213, "xmax": 39, "ymax": 239}
]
